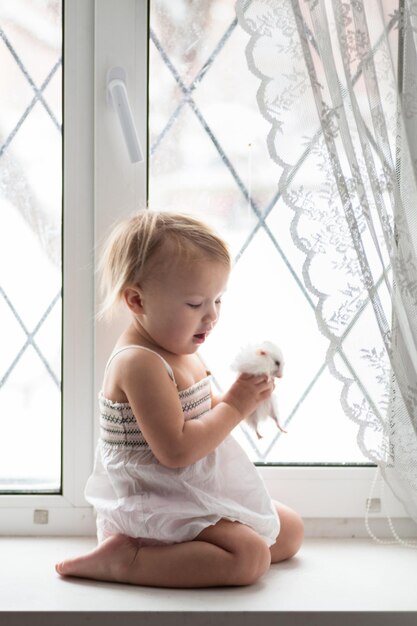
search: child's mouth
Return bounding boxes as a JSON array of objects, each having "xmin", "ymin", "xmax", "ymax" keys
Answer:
[{"xmin": 193, "ymin": 333, "xmax": 206, "ymax": 343}]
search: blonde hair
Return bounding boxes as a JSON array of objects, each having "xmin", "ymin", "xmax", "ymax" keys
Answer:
[{"xmin": 97, "ymin": 210, "xmax": 231, "ymax": 319}]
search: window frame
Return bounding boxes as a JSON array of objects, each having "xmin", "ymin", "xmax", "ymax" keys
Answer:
[
  {"xmin": 0, "ymin": 0, "xmax": 96, "ymax": 534},
  {"xmin": 0, "ymin": 0, "xmax": 411, "ymax": 536}
]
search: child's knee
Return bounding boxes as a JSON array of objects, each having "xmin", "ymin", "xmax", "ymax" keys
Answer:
[
  {"xmin": 284, "ymin": 510, "xmax": 304, "ymax": 559},
  {"xmin": 232, "ymin": 530, "xmax": 271, "ymax": 586},
  {"xmin": 275, "ymin": 507, "xmax": 304, "ymax": 562}
]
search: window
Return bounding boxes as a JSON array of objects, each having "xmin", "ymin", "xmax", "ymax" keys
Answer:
[
  {"xmin": 146, "ymin": 0, "xmax": 414, "ymax": 527},
  {"xmin": 0, "ymin": 0, "xmax": 95, "ymax": 533},
  {"xmin": 0, "ymin": 1, "xmax": 62, "ymax": 492},
  {"xmin": 1, "ymin": 0, "xmax": 408, "ymax": 535}
]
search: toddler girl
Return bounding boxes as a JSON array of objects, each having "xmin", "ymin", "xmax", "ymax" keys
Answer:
[{"xmin": 56, "ymin": 210, "xmax": 303, "ymax": 588}]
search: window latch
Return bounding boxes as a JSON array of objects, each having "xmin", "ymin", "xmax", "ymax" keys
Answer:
[{"xmin": 107, "ymin": 66, "xmax": 143, "ymax": 163}]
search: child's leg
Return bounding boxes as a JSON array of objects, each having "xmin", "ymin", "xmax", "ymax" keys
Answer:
[
  {"xmin": 269, "ymin": 501, "xmax": 304, "ymax": 563},
  {"xmin": 56, "ymin": 519, "xmax": 271, "ymax": 588}
]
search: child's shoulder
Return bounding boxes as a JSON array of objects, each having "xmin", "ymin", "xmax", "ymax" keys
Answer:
[
  {"xmin": 116, "ymin": 344, "xmax": 175, "ymax": 378},
  {"xmin": 103, "ymin": 344, "xmax": 175, "ymax": 403}
]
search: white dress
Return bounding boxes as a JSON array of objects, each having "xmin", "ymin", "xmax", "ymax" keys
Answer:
[{"xmin": 84, "ymin": 346, "xmax": 280, "ymax": 546}]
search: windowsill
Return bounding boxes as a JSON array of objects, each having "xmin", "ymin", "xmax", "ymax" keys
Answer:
[{"xmin": 1, "ymin": 537, "xmax": 416, "ymax": 626}]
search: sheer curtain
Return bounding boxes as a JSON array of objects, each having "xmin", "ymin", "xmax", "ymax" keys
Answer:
[{"xmin": 236, "ymin": 0, "xmax": 417, "ymax": 526}]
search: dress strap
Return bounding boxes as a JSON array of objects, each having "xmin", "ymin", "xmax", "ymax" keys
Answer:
[{"xmin": 104, "ymin": 345, "xmax": 177, "ymax": 385}]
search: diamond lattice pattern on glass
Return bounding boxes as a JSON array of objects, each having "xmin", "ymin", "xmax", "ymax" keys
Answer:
[
  {"xmin": 0, "ymin": 0, "xmax": 62, "ymax": 492},
  {"xmin": 148, "ymin": 0, "xmax": 373, "ymax": 464}
]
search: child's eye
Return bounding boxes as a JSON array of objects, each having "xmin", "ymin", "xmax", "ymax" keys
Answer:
[{"xmin": 187, "ymin": 303, "xmax": 201, "ymax": 309}]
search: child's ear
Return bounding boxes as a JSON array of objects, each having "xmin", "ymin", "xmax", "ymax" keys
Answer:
[{"xmin": 123, "ymin": 286, "xmax": 144, "ymax": 314}]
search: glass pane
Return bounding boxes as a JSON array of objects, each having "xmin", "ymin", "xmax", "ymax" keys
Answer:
[
  {"xmin": 0, "ymin": 0, "xmax": 62, "ymax": 492},
  {"xmin": 148, "ymin": 0, "xmax": 371, "ymax": 465}
]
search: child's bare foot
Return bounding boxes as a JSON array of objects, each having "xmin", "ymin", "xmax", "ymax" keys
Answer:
[{"xmin": 55, "ymin": 534, "xmax": 139, "ymax": 583}]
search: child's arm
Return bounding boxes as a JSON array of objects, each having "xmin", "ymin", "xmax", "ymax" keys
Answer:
[
  {"xmin": 210, "ymin": 387, "xmax": 221, "ymax": 409},
  {"xmin": 119, "ymin": 350, "xmax": 273, "ymax": 468}
]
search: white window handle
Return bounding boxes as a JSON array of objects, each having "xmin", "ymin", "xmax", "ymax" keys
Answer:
[{"xmin": 107, "ymin": 66, "xmax": 143, "ymax": 163}]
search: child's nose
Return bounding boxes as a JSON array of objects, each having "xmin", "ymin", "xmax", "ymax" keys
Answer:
[{"xmin": 203, "ymin": 305, "xmax": 218, "ymax": 324}]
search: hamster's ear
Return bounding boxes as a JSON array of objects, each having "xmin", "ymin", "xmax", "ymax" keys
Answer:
[
  {"xmin": 123, "ymin": 286, "xmax": 144, "ymax": 314},
  {"xmin": 256, "ymin": 349, "xmax": 267, "ymax": 356}
]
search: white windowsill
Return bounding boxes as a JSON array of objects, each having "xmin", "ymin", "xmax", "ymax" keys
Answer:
[{"xmin": 1, "ymin": 537, "xmax": 416, "ymax": 626}]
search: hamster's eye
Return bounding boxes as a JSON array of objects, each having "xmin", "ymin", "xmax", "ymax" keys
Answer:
[{"xmin": 274, "ymin": 360, "xmax": 280, "ymax": 367}]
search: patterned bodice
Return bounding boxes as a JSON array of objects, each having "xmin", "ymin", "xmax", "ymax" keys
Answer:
[{"xmin": 99, "ymin": 376, "xmax": 211, "ymax": 449}]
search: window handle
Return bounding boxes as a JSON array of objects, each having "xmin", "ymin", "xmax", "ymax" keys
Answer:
[{"xmin": 107, "ymin": 66, "xmax": 143, "ymax": 163}]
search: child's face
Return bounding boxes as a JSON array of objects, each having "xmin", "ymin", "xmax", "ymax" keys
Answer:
[{"xmin": 138, "ymin": 256, "xmax": 230, "ymax": 355}]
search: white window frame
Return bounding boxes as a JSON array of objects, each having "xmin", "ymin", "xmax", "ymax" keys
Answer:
[
  {"xmin": 0, "ymin": 0, "xmax": 96, "ymax": 534},
  {"xmin": 0, "ymin": 0, "xmax": 412, "ymax": 537}
]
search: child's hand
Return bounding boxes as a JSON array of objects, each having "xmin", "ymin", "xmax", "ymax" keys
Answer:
[{"xmin": 222, "ymin": 373, "xmax": 274, "ymax": 420}]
